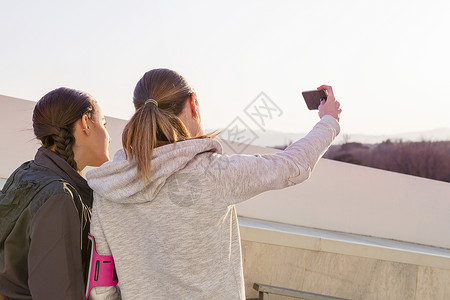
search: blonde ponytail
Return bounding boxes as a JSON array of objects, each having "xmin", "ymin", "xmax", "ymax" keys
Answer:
[{"xmin": 122, "ymin": 69, "xmax": 218, "ymax": 185}]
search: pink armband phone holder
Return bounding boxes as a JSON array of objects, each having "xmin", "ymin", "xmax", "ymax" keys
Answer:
[{"xmin": 85, "ymin": 233, "xmax": 118, "ymax": 299}]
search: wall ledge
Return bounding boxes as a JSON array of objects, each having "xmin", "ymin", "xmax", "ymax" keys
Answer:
[{"xmin": 239, "ymin": 216, "xmax": 450, "ymax": 270}]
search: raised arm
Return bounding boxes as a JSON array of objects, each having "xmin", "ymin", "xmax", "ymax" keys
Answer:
[{"xmin": 206, "ymin": 85, "xmax": 341, "ymax": 205}]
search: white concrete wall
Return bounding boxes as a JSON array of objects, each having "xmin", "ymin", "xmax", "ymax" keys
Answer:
[
  {"xmin": 2, "ymin": 94, "xmax": 449, "ymax": 250},
  {"xmin": 0, "ymin": 94, "xmax": 39, "ymax": 178},
  {"xmin": 0, "ymin": 94, "xmax": 126, "ymax": 178},
  {"xmin": 242, "ymin": 237, "xmax": 450, "ymax": 300},
  {"xmin": 231, "ymin": 142, "xmax": 450, "ymax": 249},
  {"xmin": 240, "ymin": 217, "xmax": 450, "ymax": 300}
]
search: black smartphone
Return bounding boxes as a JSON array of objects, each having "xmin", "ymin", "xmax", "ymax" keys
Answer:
[{"xmin": 302, "ymin": 90, "xmax": 327, "ymax": 110}]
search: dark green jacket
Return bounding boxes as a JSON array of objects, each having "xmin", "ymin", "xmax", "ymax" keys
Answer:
[{"xmin": 0, "ymin": 147, "xmax": 93, "ymax": 300}]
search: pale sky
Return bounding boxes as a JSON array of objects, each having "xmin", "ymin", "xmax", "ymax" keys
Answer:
[{"xmin": 1, "ymin": 0, "xmax": 449, "ymax": 138}]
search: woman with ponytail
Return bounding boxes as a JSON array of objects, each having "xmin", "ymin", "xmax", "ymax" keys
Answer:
[
  {"xmin": 0, "ymin": 88, "xmax": 110, "ymax": 300},
  {"xmin": 86, "ymin": 68, "xmax": 341, "ymax": 299}
]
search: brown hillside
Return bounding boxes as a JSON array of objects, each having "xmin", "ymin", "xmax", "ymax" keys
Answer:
[{"xmin": 324, "ymin": 140, "xmax": 450, "ymax": 182}]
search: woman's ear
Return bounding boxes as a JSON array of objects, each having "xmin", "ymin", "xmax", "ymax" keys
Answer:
[
  {"xmin": 81, "ymin": 114, "xmax": 90, "ymax": 134},
  {"xmin": 188, "ymin": 93, "xmax": 199, "ymax": 119}
]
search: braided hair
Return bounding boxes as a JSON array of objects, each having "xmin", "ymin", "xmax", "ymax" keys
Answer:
[
  {"xmin": 33, "ymin": 87, "xmax": 95, "ymax": 171},
  {"xmin": 32, "ymin": 87, "xmax": 96, "ymax": 283}
]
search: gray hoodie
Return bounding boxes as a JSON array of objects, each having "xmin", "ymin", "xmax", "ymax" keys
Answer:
[{"xmin": 86, "ymin": 115, "xmax": 340, "ymax": 300}]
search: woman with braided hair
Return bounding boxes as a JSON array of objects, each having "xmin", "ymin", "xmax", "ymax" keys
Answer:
[{"xmin": 0, "ymin": 87, "xmax": 110, "ymax": 300}]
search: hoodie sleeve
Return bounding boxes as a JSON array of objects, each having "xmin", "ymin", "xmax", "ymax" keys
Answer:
[
  {"xmin": 88, "ymin": 198, "xmax": 121, "ymax": 300},
  {"xmin": 207, "ymin": 115, "xmax": 340, "ymax": 205}
]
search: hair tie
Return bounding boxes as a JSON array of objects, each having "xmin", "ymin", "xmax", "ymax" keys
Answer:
[{"xmin": 145, "ymin": 99, "xmax": 158, "ymax": 107}]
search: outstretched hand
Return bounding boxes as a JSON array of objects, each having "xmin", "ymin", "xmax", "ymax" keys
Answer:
[{"xmin": 317, "ymin": 85, "xmax": 341, "ymax": 122}]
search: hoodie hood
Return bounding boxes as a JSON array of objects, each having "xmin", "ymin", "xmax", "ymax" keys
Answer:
[{"xmin": 86, "ymin": 138, "xmax": 222, "ymax": 204}]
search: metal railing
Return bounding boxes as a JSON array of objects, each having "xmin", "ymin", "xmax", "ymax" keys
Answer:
[{"xmin": 253, "ymin": 283, "xmax": 349, "ymax": 300}]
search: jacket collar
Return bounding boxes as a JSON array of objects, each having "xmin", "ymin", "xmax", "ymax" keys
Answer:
[{"xmin": 34, "ymin": 147, "xmax": 93, "ymax": 207}]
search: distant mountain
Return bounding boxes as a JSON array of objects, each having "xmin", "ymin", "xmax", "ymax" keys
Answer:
[
  {"xmin": 335, "ymin": 128, "xmax": 450, "ymax": 145},
  {"xmin": 209, "ymin": 127, "xmax": 450, "ymax": 148}
]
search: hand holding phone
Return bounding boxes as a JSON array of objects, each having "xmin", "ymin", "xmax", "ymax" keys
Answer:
[
  {"xmin": 302, "ymin": 90, "xmax": 327, "ymax": 110},
  {"xmin": 317, "ymin": 85, "xmax": 341, "ymax": 122}
]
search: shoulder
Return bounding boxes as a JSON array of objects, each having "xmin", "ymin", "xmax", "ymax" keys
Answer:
[{"xmin": 28, "ymin": 180, "xmax": 78, "ymax": 217}]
